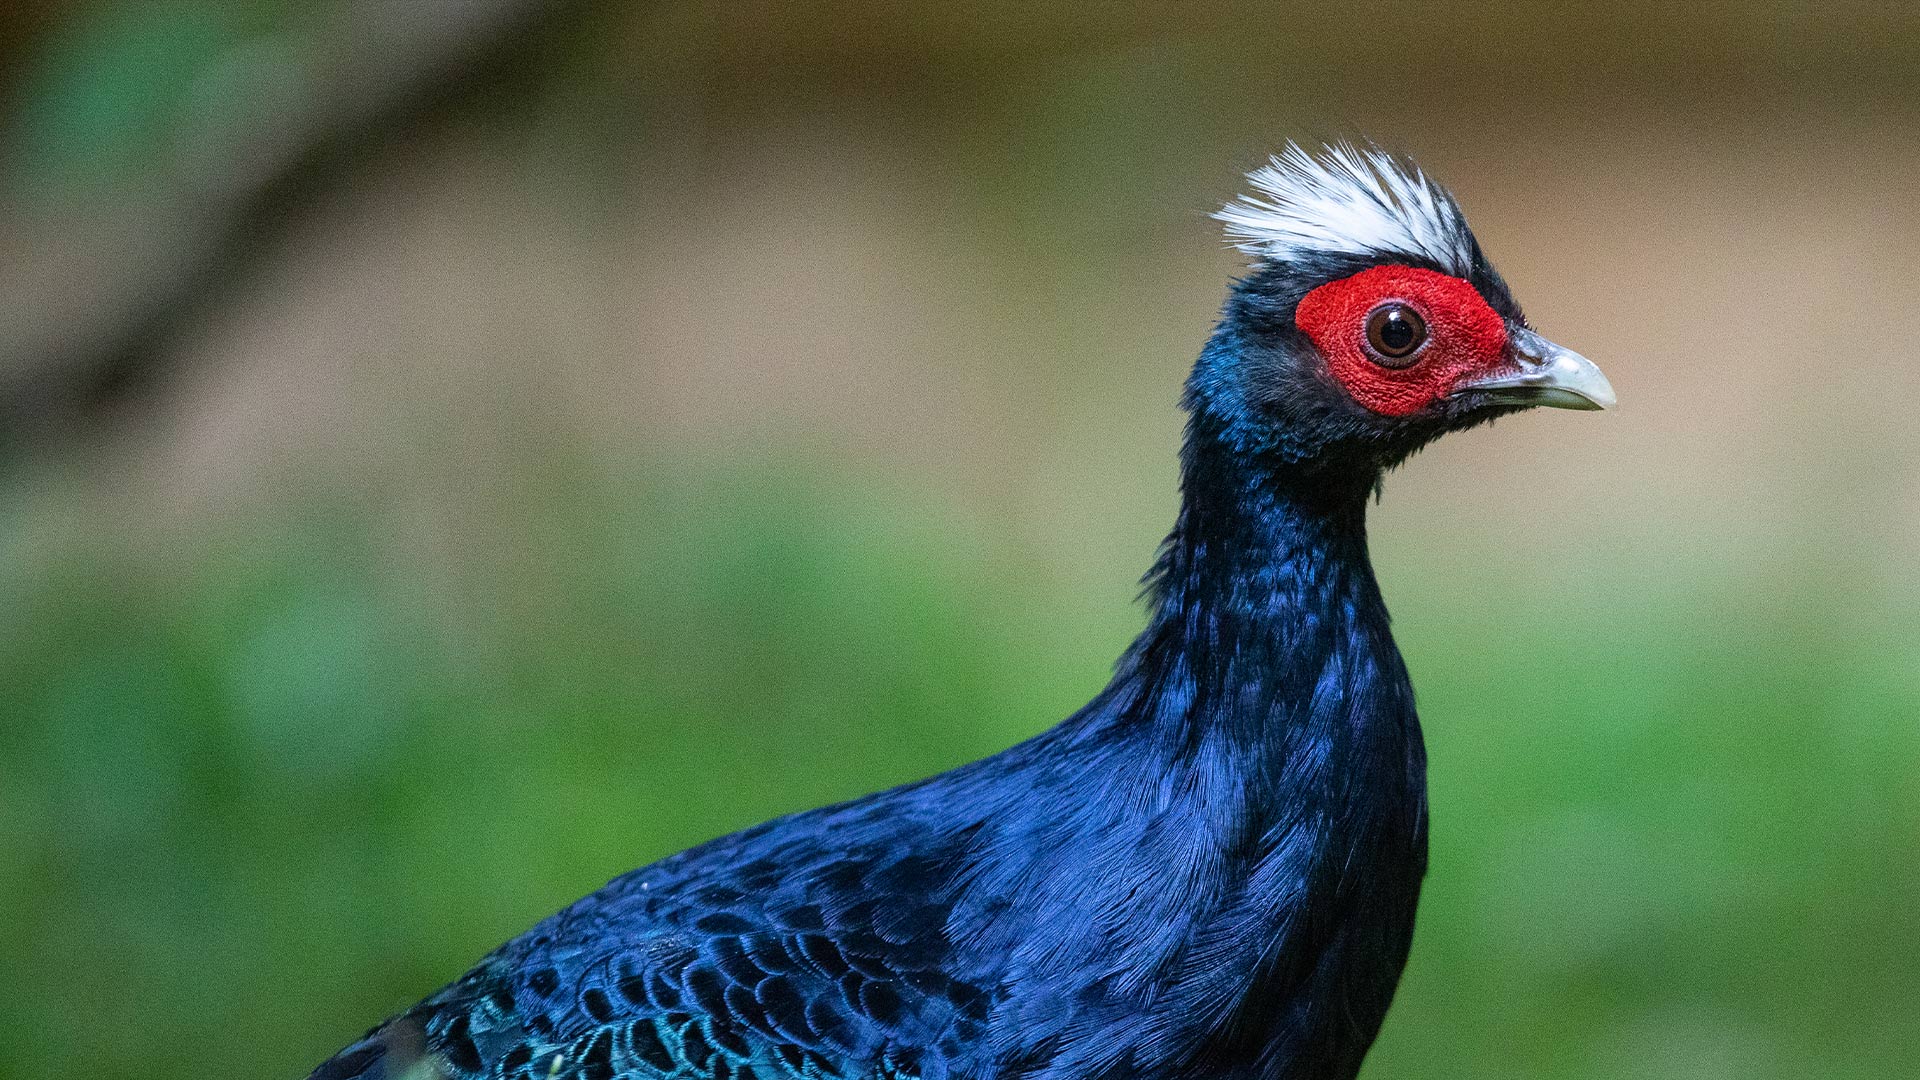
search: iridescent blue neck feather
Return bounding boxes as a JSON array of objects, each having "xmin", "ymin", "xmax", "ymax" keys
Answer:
[{"xmin": 924, "ymin": 339, "xmax": 1428, "ymax": 1078}]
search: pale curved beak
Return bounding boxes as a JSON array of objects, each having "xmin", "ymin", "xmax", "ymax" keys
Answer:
[{"xmin": 1454, "ymin": 326, "xmax": 1615, "ymax": 411}]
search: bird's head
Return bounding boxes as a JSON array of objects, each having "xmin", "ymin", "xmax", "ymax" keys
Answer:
[{"xmin": 1193, "ymin": 142, "xmax": 1612, "ymax": 480}]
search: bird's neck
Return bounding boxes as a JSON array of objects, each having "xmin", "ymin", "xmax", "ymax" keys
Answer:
[
  {"xmin": 1114, "ymin": 424, "xmax": 1402, "ymax": 755},
  {"xmin": 951, "ymin": 425, "xmax": 1427, "ymax": 1075},
  {"xmin": 1030, "ymin": 411, "xmax": 1428, "ymax": 876}
]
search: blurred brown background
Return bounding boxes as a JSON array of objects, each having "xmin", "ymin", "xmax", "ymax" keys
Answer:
[{"xmin": 2, "ymin": 3, "xmax": 1916, "ymax": 1079}]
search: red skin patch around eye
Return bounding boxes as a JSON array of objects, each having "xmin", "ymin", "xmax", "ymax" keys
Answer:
[{"xmin": 1293, "ymin": 265, "xmax": 1509, "ymax": 417}]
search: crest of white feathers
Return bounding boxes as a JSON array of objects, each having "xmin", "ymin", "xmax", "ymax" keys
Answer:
[{"xmin": 1214, "ymin": 142, "xmax": 1475, "ymax": 276}]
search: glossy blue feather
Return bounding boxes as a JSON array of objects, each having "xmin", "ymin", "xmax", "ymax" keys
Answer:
[{"xmin": 306, "ymin": 243, "xmax": 1519, "ymax": 1080}]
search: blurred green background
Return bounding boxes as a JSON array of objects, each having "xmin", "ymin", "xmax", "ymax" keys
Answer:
[{"xmin": 2, "ymin": 2, "xmax": 1917, "ymax": 1078}]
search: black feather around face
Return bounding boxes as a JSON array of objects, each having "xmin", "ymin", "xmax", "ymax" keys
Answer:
[{"xmin": 1189, "ymin": 245, "xmax": 1528, "ymax": 476}]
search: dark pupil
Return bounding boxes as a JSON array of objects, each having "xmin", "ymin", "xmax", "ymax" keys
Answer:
[{"xmin": 1378, "ymin": 312, "xmax": 1415, "ymax": 351}]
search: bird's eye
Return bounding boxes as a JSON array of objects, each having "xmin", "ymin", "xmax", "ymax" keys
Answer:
[{"xmin": 1364, "ymin": 303, "xmax": 1427, "ymax": 365}]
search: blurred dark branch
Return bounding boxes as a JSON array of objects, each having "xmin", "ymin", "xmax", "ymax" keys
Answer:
[
  {"xmin": 0, "ymin": 0, "xmax": 595, "ymax": 452},
  {"xmin": 0, "ymin": 1, "xmax": 64, "ymax": 98}
]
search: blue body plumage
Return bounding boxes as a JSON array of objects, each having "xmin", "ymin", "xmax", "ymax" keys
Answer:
[{"xmin": 310, "ymin": 143, "xmax": 1611, "ymax": 1080}]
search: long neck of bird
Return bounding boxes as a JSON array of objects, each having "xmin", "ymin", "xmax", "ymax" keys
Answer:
[
  {"xmin": 950, "ymin": 404, "xmax": 1425, "ymax": 1048},
  {"xmin": 1107, "ymin": 408, "xmax": 1399, "ymax": 757}
]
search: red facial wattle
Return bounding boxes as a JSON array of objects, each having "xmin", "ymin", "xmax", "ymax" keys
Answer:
[{"xmin": 1293, "ymin": 265, "xmax": 1510, "ymax": 417}]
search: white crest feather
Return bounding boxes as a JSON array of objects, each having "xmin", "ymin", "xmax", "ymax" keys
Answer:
[{"xmin": 1214, "ymin": 142, "xmax": 1475, "ymax": 275}]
